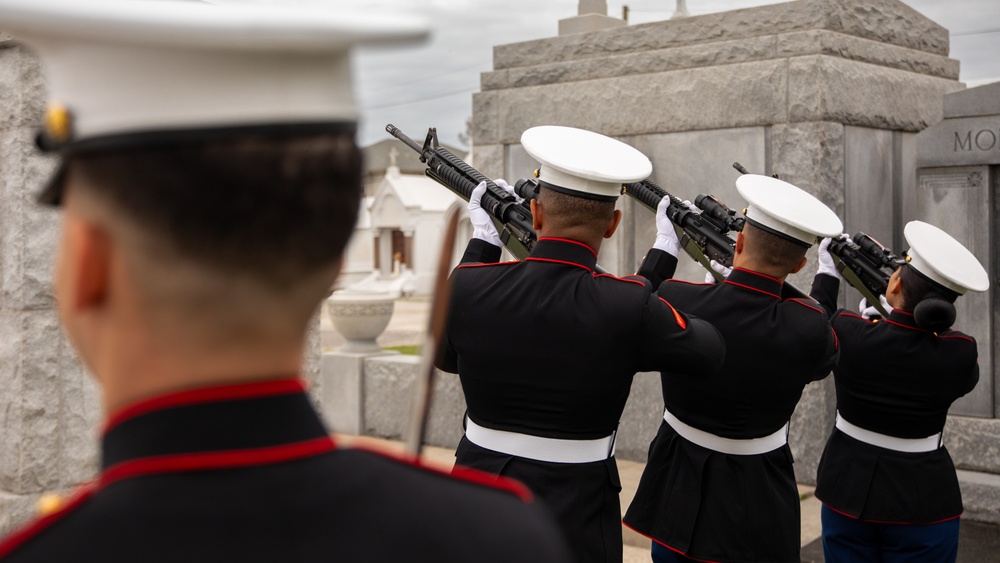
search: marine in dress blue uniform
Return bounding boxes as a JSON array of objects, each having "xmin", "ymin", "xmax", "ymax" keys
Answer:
[
  {"xmin": 437, "ymin": 126, "xmax": 727, "ymax": 563},
  {"xmin": 624, "ymin": 175, "xmax": 843, "ymax": 563},
  {"xmin": 0, "ymin": 379, "xmax": 570, "ymax": 562},
  {"xmin": 0, "ymin": 2, "xmax": 570, "ymax": 561},
  {"xmin": 809, "ymin": 221, "xmax": 988, "ymax": 563}
]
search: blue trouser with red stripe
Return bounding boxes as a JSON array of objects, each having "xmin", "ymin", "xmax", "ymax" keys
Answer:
[{"xmin": 821, "ymin": 504, "xmax": 959, "ymax": 563}]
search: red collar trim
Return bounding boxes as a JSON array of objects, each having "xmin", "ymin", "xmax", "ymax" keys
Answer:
[
  {"xmin": 100, "ymin": 436, "xmax": 336, "ymax": 487},
  {"xmin": 537, "ymin": 237, "xmax": 598, "ymax": 257},
  {"xmin": 103, "ymin": 377, "xmax": 304, "ymax": 435},
  {"xmin": 731, "ymin": 267, "xmax": 782, "ymax": 283}
]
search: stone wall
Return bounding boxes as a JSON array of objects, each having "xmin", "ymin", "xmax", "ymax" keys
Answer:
[{"xmin": 0, "ymin": 37, "xmax": 102, "ymax": 536}]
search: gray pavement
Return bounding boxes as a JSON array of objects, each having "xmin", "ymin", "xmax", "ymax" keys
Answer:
[{"xmin": 328, "ymin": 298, "xmax": 1000, "ymax": 562}]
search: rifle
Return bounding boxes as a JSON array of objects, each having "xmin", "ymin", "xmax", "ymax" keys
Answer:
[
  {"xmin": 827, "ymin": 233, "xmax": 901, "ymax": 317},
  {"xmin": 620, "ymin": 179, "xmax": 744, "ymax": 282},
  {"xmin": 386, "ymin": 124, "xmax": 536, "ymax": 259}
]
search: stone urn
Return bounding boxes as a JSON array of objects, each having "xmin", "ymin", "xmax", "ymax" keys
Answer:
[{"xmin": 326, "ymin": 290, "xmax": 395, "ymax": 353}]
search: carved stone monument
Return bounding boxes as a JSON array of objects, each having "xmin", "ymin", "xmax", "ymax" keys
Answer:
[{"xmin": 913, "ymin": 82, "xmax": 1000, "ymax": 523}]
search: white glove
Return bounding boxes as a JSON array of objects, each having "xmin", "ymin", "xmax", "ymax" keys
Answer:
[
  {"xmin": 469, "ymin": 181, "xmax": 501, "ymax": 246},
  {"xmin": 704, "ymin": 259, "xmax": 732, "ymax": 283},
  {"xmin": 859, "ymin": 295, "xmax": 892, "ymax": 320},
  {"xmin": 493, "ymin": 178, "xmax": 523, "ymax": 203},
  {"xmin": 653, "ymin": 197, "xmax": 681, "ymax": 257},
  {"xmin": 817, "ymin": 236, "xmax": 843, "ymax": 279}
]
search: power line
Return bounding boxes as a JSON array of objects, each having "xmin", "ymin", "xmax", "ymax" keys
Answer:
[
  {"xmin": 362, "ymin": 85, "xmax": 478, "ymax": 111},
  {"xmin": 951, "ymin": 27, "xmax": 1000, "ymax": 37},
  {"xmin": 363, "ymin": 59, "xmax": 492, "ymax": 94}
]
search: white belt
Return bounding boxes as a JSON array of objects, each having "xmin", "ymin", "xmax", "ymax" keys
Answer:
[
  {"xmin": 835, "ymin": 412, "xmax": 941, "ymax": 453},
  {"xmin": 464, "ymin": 417, "xmax": 615, "ymax": 464},
  {"xmin": 663, "ymin": 408, "xmax": 787, "ymax": 456}
]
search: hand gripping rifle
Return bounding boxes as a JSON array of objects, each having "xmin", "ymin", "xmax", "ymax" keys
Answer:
[
  {"xmin": 620, "ymin": 180, "xmax": 744, "ymax": 282},
  {"xmin": 826, "ymin": 233, "xmax": 901, "ymax": 317},
  {"xmin": 386, "ymin": 124, "xmax": 536, "ymax": 260}
]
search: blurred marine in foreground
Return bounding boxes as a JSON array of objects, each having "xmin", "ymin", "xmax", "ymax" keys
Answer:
[{"xmin": 0, "ymin": 1, "xmax": 569, "ymax": 561}]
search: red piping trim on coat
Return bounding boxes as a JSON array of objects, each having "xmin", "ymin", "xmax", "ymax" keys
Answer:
[
  {"xmin": 621, "ymin": 522, "xmax": 721, "ymax": 563},
  {"xmin": 100, "ymin": 436, "xmax": 337, "ymax": 486},
  {"xmin": 537, "ymin": 237, "xmax": 598, "ymax": 257},
  {"xmin": 344, "ymin": 443, "xmax": 534, "ymax": 503},
  {"xmin": 593, "ymin": 273, "xmax": 646, "ymax": 288},
  {"xmin": 787, "ymin": 298, "xmax": 826, "ymax": 316},
  {"xmin": 103, "ymin": 378, "xmax": 304, "ymax": 435},
  {"xmin": 659, "ymin": 297, "xmax": 688, "ymax": 330},
  {"xmin": 524, "ymin": 257, "xmax": 593, "ymax": 272},
  {"xmin": 455, "ymin": 260, "xmax": 520, "ymax": 270},
  {"xmin": 837, "ymin": 312, "xmax": 874, "ymax": 324},
  {"xmin": 664, "ymin": 278, "xmax": 714, "ymax": 287},
  {"xmin": 938, "ymin": 333, "xmax": 975, "ymax": 344},
  {"xmin": 722, "ymin": 279, "xmax": 780, "ymax": 299},
  {"xmin": 0, "ymin": 486, "xmax": 96, "ymax": 559},
  {"xmin": 883, "ymin": 319, "xmax": 927, "ymax": 333},
  {"xmin": 821, "ymin": 502, "xmax": 963, "ymax": 526}
]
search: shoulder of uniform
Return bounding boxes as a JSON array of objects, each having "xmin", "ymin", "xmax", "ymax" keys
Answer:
[
  {"xmin": 455, "ymin": 260, "xmax": 521, "ymax": 271},
  {"xmin": 784, "ymin": 297, "xmax": 829, "ymax": 318},
  {"xmin": 0, "ymin": 487, "xmax": 95, "ymax": 559},
  {"xmin": 833, "ymin": 310, "xmax": 875, "ymax": 325},
  {"xmin": 937, "ymin": 330, "xmax": 976, "ymax": 344},
  {"xmin": 664, "ymin": 278, "xmax": 714, "ymax": 287},
  {"xmin": 594, "ymin": 273, "xmax": 650, "ymax": 290},
  {"xmin": 342, "ymin": 445, "xmax": 534, "ymax": 503}
]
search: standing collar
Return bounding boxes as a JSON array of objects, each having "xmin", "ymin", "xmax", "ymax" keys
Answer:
[
  {"xmin": 526, "ymin": 237, "xmax": 599, "ymax": 271},
  {"xmin": 101, "ymin": 378, "xmax": 330, "ymax": 472},
  {"xmin": 723, "ymin": 267, "xmax": 783, "ymax": 299},
  {"xmin": 884, "ymin": 309, "xmax": 925, "ymax": 331}
]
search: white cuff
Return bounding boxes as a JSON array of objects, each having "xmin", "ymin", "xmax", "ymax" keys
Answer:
[{"xmin": 653, "ymin": 235, "xmax": 680, "ymax": 257}]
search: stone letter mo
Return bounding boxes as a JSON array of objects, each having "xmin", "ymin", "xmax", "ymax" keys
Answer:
[{"xmin": 954, "ymin": 130, "xmax": 1000, "ymax": 152}]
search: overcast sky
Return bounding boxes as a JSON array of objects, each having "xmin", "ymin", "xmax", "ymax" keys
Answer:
[{"xmin": 227, "ymin": 1, "xmax": 1000, "ymax": 148}]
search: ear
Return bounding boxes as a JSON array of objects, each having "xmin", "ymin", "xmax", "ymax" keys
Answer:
[
  {"xmin": 789, "ymin": 255, "xmax": 808, "ymax": 274},
  {"xmin": 530, "ymin": 198, "xmax": 543, "ymax": 232},
  {"xmin": 68, "ymin": 221, "xmax": 113, "ymax": 312},
  {"xmin": 603, "ymin": 209, "xmax": 623, "ymax": 239},
  {"xmin": 734, "ymin": 231, "xmax": 745, "ymax": 255},
  {"xmin": 887, "ymin": 270, "xmax": 903, "ymax": 297}
]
